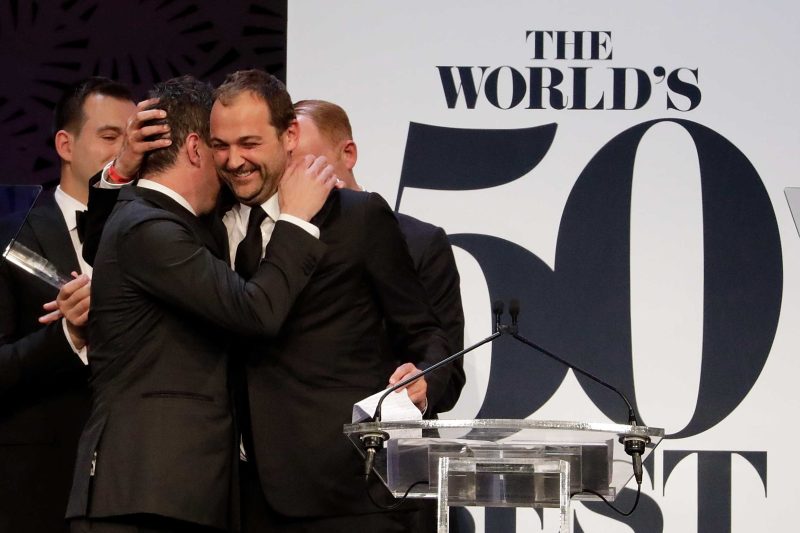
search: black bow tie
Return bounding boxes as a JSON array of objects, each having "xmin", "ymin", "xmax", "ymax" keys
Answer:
[{"xmin": 75, "ymin": 210, "xmax": 87, "ymax": 244}]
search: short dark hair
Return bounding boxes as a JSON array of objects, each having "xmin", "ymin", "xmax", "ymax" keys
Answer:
[
  {"xmin": 139, "ymin": 75, "xmax": 214, "ymax": 176},
  {"xmin": 214, "ymin": 69, "xmax": 295, "ymax": 134},
  {"xmin": 294, "ymin": 99, "xmax": 353, "ymax": 145},
  {"xmin": 52, "ymin": 77, "xmax": 133, "ymax": 136}
]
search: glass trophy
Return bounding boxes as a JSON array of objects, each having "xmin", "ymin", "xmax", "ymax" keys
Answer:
[{"xmin": 1, "ymin": 185, "xmax": 71, "ymax": 289}]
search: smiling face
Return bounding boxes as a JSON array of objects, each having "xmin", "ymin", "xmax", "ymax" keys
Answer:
[
  {"xmin": 62, "ymin": 93, "xmax": 136, "ymax": 188},
  {"xmin": 209, "ymin": 91, "xmax": 297, "ymax": 206}
]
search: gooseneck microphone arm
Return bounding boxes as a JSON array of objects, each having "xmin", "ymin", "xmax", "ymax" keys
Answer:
[
  {"xmin": 508, "ymin": 331, "xmax": 639, "ymax": 425},
  {"xmin": 362, "ymin": 330, "xmax": 502, "ymax": 480},
  {"xmin": 361, "ymin": 302, "xmax": 508, "ymax": 480},
  {"xmin": 509, "ymin": 330, "xmax": 646, "ymax": 482},
  {"xmin": 371, "ymin": 332, "xmax": 501, "ymax": 422},
  {"xmin": 503, "ymin": 299, "xmax": 647, "ymax": 488},
  {"xmin": 372, "ymin": 301, "xmax": 507, "ymax": 422}
]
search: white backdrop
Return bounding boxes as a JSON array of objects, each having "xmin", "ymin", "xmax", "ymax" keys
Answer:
[{"xmin": 287, "ymin": 2, "xmax": 799, "ymax": 531}]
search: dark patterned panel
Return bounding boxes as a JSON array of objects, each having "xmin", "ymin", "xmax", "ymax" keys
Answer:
[{"xmin": 0, "ymin": 0, "xmax": 287, "ymax": 187}]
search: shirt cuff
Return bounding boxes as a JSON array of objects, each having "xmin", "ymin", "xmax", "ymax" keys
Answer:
[
  {"xmin": 99, "ymin": 161, "xmax": 128, "ymax": 189},
  {"xmin": 62, "ymin": 318, "xmax": 88, "ymax": 365},
  {"xmin": 277, "ymin": 214, "xmax": 320, "ymax": 239}
]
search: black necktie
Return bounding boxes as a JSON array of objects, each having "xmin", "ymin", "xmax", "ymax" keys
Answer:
[
  {"xmin": 234, "ymin": 206, "xmax": 268, "ymax": 279},
  {"xmin": 75, "ymin": 210, "xmax": 87, "ymax": 244},
  {"xmin": 232, "ymin": 206, "xmax": 267, "ymax": 461}
]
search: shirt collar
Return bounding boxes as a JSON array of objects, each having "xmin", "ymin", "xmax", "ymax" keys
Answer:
[
  {"xmin": 137, "ymin": 179, "xmax": 197, "ymax": 216},
  {"xmin": 232, "ymin": 192, "xmax": 280, "ymax": 231},
  {"xmin": 262, "ymin": 192, "xmax": 281, "ymax": 221},
  {"xmin": 54, "ymin": 185, "xmax": 87, "ymax": 231}
]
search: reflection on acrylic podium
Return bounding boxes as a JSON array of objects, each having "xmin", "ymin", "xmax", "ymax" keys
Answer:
[{"xmin": 344, "ymin": 419, "xmax": 663, "ymax": 533}]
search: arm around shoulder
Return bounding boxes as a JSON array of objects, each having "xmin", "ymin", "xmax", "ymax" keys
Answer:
[{"xmin": 119, "ymin": 214, "xmax": 325, "ymax": 338}]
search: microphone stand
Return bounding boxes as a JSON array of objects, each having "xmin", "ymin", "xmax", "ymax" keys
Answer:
[
  {"xmin": 361, "ymin": 302, "xmax": 509, "ymax": 479},
  {"xmin": 508, "ymin": 331, "xmax": 647, "ymax": 482},
  {"xmin": 372, "ymin": 332, "xmax": 501, "ymax": 422},
  {"xmin": 361, "ymin": 298, "xmax": 649, "ymax": 512},
  {"xmin": 502, "ymin": 300, "xmax": 647, "ymax": 485}
]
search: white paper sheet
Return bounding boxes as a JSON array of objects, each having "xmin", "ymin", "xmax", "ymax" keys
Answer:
[{"xmin": 352, "ymin": 388, "xmax": 423, "ymax": 440}]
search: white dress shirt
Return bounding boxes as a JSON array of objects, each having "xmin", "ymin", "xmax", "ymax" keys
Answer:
[
  {"xmin": 222, "ymin": 193, "xmax": 320, "ymax": 267},
  {"xmin": 53, "ymin": 186, "xmax": 90, "ymax": 364}
]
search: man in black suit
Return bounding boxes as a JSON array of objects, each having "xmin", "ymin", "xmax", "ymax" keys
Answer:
[
  {"xmin": 65, "ymin": 76, "xmax": 338, "ymax": 533},
  {"xmin": 293, "ymin": 99, "xmax": 467, "ymax": 533},
  {"xmin": 292, "ymin": 99, "xmax": 466, "ymax": 414},
  {"xmin": 209, "ymin": 70, "xmax": 454, "ymax": 531},
  {"xmin": 0, "ymin": 77, "xmax": 136, "ymax": 533}
]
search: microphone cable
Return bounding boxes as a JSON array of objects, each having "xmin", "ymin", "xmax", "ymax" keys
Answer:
[
  {"xmin": 571, "ymin": 478, "xmax": 642, "ymax": 517},
  {"xmin": 364, "ymin": 469, "xmax": 429, "ymax": 511}
]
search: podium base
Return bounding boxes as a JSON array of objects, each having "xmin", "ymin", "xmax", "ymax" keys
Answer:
[{"xmin": 436, "ymin": 457, "xmax": 571, "ymax": 533}]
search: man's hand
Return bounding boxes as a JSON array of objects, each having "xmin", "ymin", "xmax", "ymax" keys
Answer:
[
  {"xmin": 114, "ymin": 98, "xmax": 172, "ymax": 179},
  {"xmin": 388, "ymin": 362, "xmax": 428, "ymax": 413},
  {"xmin": 39, "ymin": 273, "xmax": 91, "ymax": 349},
  {"xmin": 279, "ymin": 155, "xmax": 343, "ymax": 221}
]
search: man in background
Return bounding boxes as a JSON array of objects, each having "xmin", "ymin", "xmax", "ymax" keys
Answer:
[
  {"xmin": 292, "ymin": 99, "xmax": 466, "ymax": 414},
  {"xmin": 293, "ymin": 99, "xmax": 466, "ymax": 532},
  {"xmin": 0, "ymin": 77, "xmax": 135, "ymax": 533}
]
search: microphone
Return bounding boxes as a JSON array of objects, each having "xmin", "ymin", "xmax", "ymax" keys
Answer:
[
  {"xmin": 505, "ymin": 301, "xmax": 648, "ymax": 485},
  {"xmin": 508, "ymin": 299, "xmax": 520, "ymax": 334},
  {"xmin": 360, "ymin": 430, "xmax": 389, "ymax": 480},
  {"xmin": 493, "ymin": 300, "xmax": 504, "ymax": 332}
]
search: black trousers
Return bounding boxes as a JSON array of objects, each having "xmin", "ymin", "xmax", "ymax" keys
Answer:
[
  {"xmin": 70, "ymin": 514, "xmax": 225, "ymax": 533},
  {"xmin": 239, "ymin": 461, "xmax": 418, "ymax": 533}
]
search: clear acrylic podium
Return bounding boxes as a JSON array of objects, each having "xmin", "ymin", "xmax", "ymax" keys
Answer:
[{"xmin": 343, "ymin": 419, "xmax": 663, "ymax": 532}]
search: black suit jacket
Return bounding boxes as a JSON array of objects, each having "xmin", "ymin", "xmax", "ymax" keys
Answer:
[
  {"xmin": 0, "ymin": 192, "xmax": 91, "ymax": 533},
  {"xmin": 396, "ymin": 213, "xmax": 465, "ymax": 414},
  {"xmin": 245, "ymin": 189, "xmax": 452, "ymax": 518},
  {"xmin": 65, "ymin": 186, "xmax": 326, "ymax": 530}
]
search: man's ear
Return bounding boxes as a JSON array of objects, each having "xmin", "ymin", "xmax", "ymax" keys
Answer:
[
  {"xmin": 283, "ymin": 119, "xmax": 299, "ymax": 152},
  {"xmin": 54, "ymin": 130, "xmax": 73, "ymax": 163},
  {"xmin": 341, "ymin": 140, "xmax": 357, "ymax": 171},
  {"xmin": 185, "ymin": 133, "xmax": 201, "ymax": 166}
]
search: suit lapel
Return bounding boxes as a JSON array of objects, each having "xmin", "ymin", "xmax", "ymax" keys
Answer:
[
  {"xmin": 203, "ymin": 213, "xmax": 230, "ymax": 261},
  {"xmin": 131, "ymin": 187, "xmax": 226, "ymax": 260},
  {"xmin": 26, "ymin": 194, "xmax": 81, "ymax": 275}
]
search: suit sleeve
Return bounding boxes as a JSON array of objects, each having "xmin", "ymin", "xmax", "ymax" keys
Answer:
[
  {"xmin": 119, "ymin": 217, "xmax": 325, "ymax": 338},
  {"xmin": 0, "ymin": 324, "xmax": 77, "ymax": 396},
  {"xmin": 415, "ymin": 227, "xmax": 466, "ymax": 414},
  {"xmin": 362, "ymin": 194, "xmax": 452, "ymax": 408},
  {"xmin": 0, "ymin": 261, "xmax": 82, "ymax": 396},
  {"xmin": 81, "ymin": 169, "xmax": 122, "ymax": 266}
]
